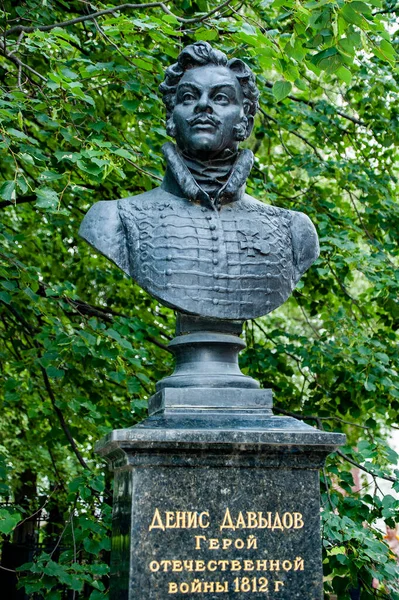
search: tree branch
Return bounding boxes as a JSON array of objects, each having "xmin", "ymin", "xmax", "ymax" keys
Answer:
[
  {"xmin": 345, "ymin": 188, "xmax": 375, "ymax": 244},
  {"xmin": 4, "ymin": 0, "xmax": 233, "ymax": 37},
  {"xmin": 336, "ymin": 449, "xmax": 397, "ymax": 484},
  {"xmin": 0, "ymin": 298, "xmax": 37, "ymax": 334},
  {"xmin": 0, "ymin": 41, "xmax": 46, "ymax": 81},
  {"xmin": 48, "ymin": 447, "xmax": 67, "ymax": 491},
  {"xmin": 65, "ymin": 298, "xmax": 172, "ymax": 351},
  {"xmin": 373, "ymin": 2, "xmax": 399, "ymax": 14},
  {"xmin": 0, "ymin": 195, "xmax": 36, "ymax": 210},
  {"xmin": 92, "ymin": 15, "xmax": 137, "ymax": 69},
  {"xmin": 253, "ymin": 320, "xmax": 312, "ymax": 383},
  {"xmin": 326, "ymin": 259, "xmax": 370, "ymax": 322},
  {"xmin": 15, "ymin": 486, "xmax": 59, "ymax": 529},
  {"xmin": 40, "ymin": 367, "xmax": 90, "ymax": 470},
  {"xmin": 295, "ymin": 298, "xmax": 322, "ymax": 339},
  {"xmin": 260, "ymin": 107, "xmax": 323, "ymax": 161},
  {"xmin": 274, "ymin": 406, "xmax": 323, "ymax": 429},
  {"xmin": 274, "ymin": 407, "xmax": 397, "ymax": 484},
  {"xmin": 0, "ymin": 565, "xmax": 17, "ymax": 573},
  {"xmin": 274, "ymin": 406, "xmax": 371, "ymax": 431},
  {"xmin": 263, "ymin": 81, "xmax": 365, "ymax": 127},
  {"xmin": 323, "ymin": 466, "xmax": 335, "ymax": 511},
  {"xmin": 0, "ymin": 256, "xmax": 171, "ymax": 352}
]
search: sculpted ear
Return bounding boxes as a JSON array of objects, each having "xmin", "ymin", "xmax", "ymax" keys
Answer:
[
  {"xmin": 233, "ymin": 115, "xmax": 254, "ymax": 142},
  {"xmin": 166, "ymin": 117, "xmax": 177, "ymax": 138},
  {"xmin": 241, "ymin": 98, "xmax": 255, "ymax": 139},
  {"xmin": 245, "ymin": 115, "xmax": 254, "ymax": 138}
]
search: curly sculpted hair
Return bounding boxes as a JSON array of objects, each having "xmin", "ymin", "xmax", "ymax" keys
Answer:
[{"xmin": 159, "ymin": 42, "xmax": 260, "ymax": 139}]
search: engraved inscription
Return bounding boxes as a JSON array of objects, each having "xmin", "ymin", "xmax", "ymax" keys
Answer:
[
  {"xmin": 149, "ymin": 509, "xmax": 211, "ymax": 531},
  {"xmin": 146, "ymin": 508, "xmax": 307, "ymax": 596}
]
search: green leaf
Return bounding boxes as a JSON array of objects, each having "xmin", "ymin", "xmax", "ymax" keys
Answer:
[
  {"xmin": 0, "ymin": 180, "xmax": 16, "ymax": 202},
  {"xmin": 35, "ymin": 187, "xmax": 59, "ymax": 210},
  {"xmin": 6, "ymin": 128, "xmax": 29, "ymax": 140},
  {"xmin": 131, "ymin": 58, "xmax": 154, "ymax": 72},
  {"xmin": 194, "ymin": 28, "xmax": 218, "ymax": 41},
  {"xmin": 0, "ymin": 509, "xmax": 21, "ymax": 534},
  {"xmin": 350, "ymin": 1, "xmax": 372, "ymax": 15},
  {"xmin": 16, "ymin": 176, "xmax": 28, "ymax": 194},
  {"xmin": 340, "ymin": 4, "xmax": 364, "ymax": 26},
  {"xmin": 89, "ymin": 590, "xmax": 107, "ymax": 600},
  {"xmin": 379, "ymin": 39, "xmax": 396, "ymax": 59},
  {"xmin": 364, "ymin": 379, "xmax": 377, "ymax": 392},
  {"xmin": 312, "ymin": 47, "xmax": 343, "ymax": 73},
  {"xmin": 1, "ymin": 280, "xmax": 17, "ymax": 291},
  {"xmin": 38, "ymin": 170, "xmax": 64, "ymax": 182},
  {"xmin": 68, "ymin": 476, "xmax": 85, "ymax": 493},
  {"xmin": 122, "ymin": 100, "xmax": 140, "ymax": 112},
  {"xmin": 336, "ymin": 66, "xmax": 352, "ymax": 84},
  {"xmin": 272, "ymin": 80, "xmax": 292, "ymax": 102},
  {"xmin": 83, "ymin": 537, "xmax": 103, "ymax": 554},
  {"xmin": 46, "ymin": 366, "xmax": 65, "ymax": 379},
  {"xmin": 0, "ymin": 291, "xmax": 12, "ymax": 304}
]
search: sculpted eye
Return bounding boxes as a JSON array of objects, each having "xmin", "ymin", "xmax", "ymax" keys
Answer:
[
  {"xmin": 214, "ymin": 93, "xmax": 230, "ymax": 104},
  {"xmin": 182, "ymin": 92, "xmax": 195, "ymax": 103}
]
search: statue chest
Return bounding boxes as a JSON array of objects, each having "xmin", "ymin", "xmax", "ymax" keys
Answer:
[{"xmin": 118, "ymin": 198, "xmax": 294, "ymax": 319}]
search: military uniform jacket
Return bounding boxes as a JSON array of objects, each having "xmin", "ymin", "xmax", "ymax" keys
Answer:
[{"xmin": 79, "ymin": 145, "xmax": 319, "ymax": 320}]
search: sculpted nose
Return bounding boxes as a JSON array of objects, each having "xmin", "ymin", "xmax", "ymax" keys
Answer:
[{"xmin": 195, "ymin": 92, "xmax": 212, "ymax": 113}]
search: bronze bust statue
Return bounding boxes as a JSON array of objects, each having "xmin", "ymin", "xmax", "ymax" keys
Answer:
[{"xmin": 79, "ymin": 42, "xmax": 319, "ymax": 320}]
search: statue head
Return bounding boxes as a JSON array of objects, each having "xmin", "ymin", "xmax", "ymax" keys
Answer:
[{"xmin": 159, "ymin": 42, "xmax": 259, "ymax": 160}]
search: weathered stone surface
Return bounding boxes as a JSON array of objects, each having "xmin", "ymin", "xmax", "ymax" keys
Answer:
[
  {"xmin": 148, "ymin": 387, "xmax": 273, "ymax": 417},
  {"xmin": 157, "ymin": 327, "xmax": 260, "ymax": 391},
  {"xmin": 97, "ymin": 408, "xmax": 345, "ymax": 600}
]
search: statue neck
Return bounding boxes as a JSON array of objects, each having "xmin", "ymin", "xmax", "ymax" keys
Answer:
[
  {"xmin": 181, "ymin": 149, "xmax": 237, "ymax": 197},
  {"xmin": 161, "ymin": 142, "xmax": 254, "ymax": 210}
]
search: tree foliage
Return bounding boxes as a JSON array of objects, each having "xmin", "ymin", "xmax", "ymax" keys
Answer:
[{"xmin": 0, "ymin": 0, "xmax": 398, "ymax": 598}]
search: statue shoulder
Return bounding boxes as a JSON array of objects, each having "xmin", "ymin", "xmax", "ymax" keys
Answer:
[
  {"xmin": 118, "ymin": 187, "xmax": 174, "ymax": 216},
  {"xmin": 79, "ymin": 198, "xmax": 129, "ymax": 273},
  {"xmin": 289, "ymin": 210, "xmax": 320, "ymax": 283},
  {"xmin": 241, "ymin": 194, "xmax": 291, "ymax": 221},
  {"xmin": 79, "ymin": 187, "xmax": 167, "ymax": 273}
]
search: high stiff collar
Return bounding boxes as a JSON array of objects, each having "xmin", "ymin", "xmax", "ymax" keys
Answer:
[{"xmin": 161, "ymin": 142, "xmax": 254, "ymax": 210}]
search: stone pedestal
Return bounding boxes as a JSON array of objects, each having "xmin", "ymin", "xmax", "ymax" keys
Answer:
[{"xmin": 96, "ymin": 388, "xmax": 345, "ymax": 600}]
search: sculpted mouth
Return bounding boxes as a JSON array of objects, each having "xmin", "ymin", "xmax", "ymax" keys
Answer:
[
  {"xmin": 191, "ymin": 120, "xmax": 217, "ymax": 130},
  {"xmin": 188, "ymin": 114, "xmax": 220, "ymax": 129}
]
